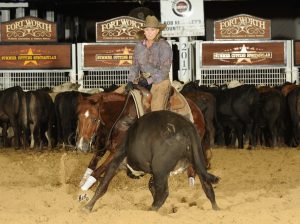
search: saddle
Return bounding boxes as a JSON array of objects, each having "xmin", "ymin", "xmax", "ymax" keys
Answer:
[{"xmin": 130, "ymin": 86, "xmax": 194, "ymax": 122}]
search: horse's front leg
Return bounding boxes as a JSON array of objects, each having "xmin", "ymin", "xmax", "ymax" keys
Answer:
[
  {"xmin": 79, "ymin": 148, "xmax": 104, "ymax": 187},
  {"xmin": 83, "ymin": 145, "xmax": 127, "ymax": 212},
  {"xmin": 80, "ymin": 147, "xmax": 116, "ymax": 191}
]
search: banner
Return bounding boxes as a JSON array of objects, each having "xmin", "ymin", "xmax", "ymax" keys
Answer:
[
  {"xmin": 214, "ymin": 14, "xmax": 271, "ymax": 40},
  {"xmin": 294, "ymin": 41, "xmax": 300, "ymax": 66},
  {"xmin": 0, "ymin": 16, "xmax": 57, "ymax": 42},
  {"xmin": 96, "ymin": 16, "xmax": 144, "ymax": 42},
  {"xmin": 201, "ymin": 41, "xmax": 285, "ymax": 66},
  {"xmin": 83, "ymin": 44, "xmax": 135, "ymax": 69},
  {"xmin": 0, "ymin": 44, "xmax": 71, "ymax": 69},
  {"xmin": 160, "ymin": 0, "xmax": 205, "ymax": 37}
]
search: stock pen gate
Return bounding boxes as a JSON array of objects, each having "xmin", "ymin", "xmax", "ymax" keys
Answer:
[
  {"xmin": 194, "ymin": 14, "xmax": 298, "ymax": 87},
  {"xmin": 195, "ymin": 40, "xmax": 297, "ymax": 87},
  {"xmin": 0, "ymin": 16, "xmax": 76, "ymax": 91}
]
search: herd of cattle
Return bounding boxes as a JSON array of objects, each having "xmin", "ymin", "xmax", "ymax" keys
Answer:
[{"xmin": 0, "ymin": 80, "xmax": 299, "ymax": 150}]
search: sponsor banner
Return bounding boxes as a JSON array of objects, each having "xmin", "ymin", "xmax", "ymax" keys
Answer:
[
  {"xmin": 83, "ymin": 44, "xmax": 135, "ymax": 69},
  {"xmin": 161, "ymin": 0, "xmax": 205, "ymax": 37},
  {"xmin": 294, "ymin": 41, "xmax": 300, "ymax": 66},
  {"xmin": 214, "ymin": 14, "xmax": 271, "ymax": 40},
  {"xmin": 0, "ymin": 44, "xmax": 72, "ymax": 69},
  {"xmin": 96, "ymin": 16, "xmax": 144, "ymax": 42},
  {"xmin": 0, "ymin": 16, "xmax": 57, "ymax": 42},
  {"xmin": 201, "ymin": 42, "xmax": 285, "ymax": 66}
]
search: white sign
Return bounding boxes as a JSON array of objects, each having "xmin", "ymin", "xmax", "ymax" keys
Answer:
[{"xmin": 160, "ymin": 0, "xmax": 205, "ymax": 37}]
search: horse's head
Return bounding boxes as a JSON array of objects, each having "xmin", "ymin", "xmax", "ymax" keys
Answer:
[{"xmin": 76, "ymin": 94, "xmax": 104, "ymax": 153}]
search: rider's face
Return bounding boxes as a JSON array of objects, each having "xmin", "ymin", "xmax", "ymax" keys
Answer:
[{"xmin": 144, "ymin": 27, "xmax": 160, "ymax": 41}]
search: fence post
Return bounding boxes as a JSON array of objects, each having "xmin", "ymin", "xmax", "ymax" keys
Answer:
[
  {"xmin": 77, "ymin": 43, "xmax": 84, "ymax": 90},
  {"xmin": 69, "ymin": 44, "xmax": 77, "ymax": 84},
  {"xmin": 178, "ymin": 36, "xmax": 191, "ymax": 83},
  {"xmin": 195, "ymin": 40, "xmax": 202, "ymax": 85}
]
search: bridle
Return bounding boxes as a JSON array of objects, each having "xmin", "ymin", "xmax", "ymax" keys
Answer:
[
  {"xmin": 76, "ymin": 101, "xmax": 105, "ymax": 149},
  {"xmin": 76, "ymin": 92, "xmax": 132, "ymax": 151}
]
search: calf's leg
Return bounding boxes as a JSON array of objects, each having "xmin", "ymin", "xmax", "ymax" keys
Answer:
[
  {"xmin": 150, "ymin": 174, "xmax": 169, "ymax": 211},
  {"xmin": 199, "ymin": 177, "xmax": 219, "ymax": 210}
]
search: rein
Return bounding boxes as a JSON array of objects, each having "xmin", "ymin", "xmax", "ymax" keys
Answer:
[{"xmin": 101, "ymin": 92, "xmax": 132, "ymax": 150}]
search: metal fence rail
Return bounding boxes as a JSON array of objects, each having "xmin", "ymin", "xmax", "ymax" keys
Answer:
[
  {"xmin": 0, "ymin": 71, "xmax": 71, "ymax": 90},
  {"xmin": 196, "ymin": 67, "xmax": 288, "ymax": 86},
  {"xmin": 82, "ymin": 70, "xmax": 128, "ymax": 89}
]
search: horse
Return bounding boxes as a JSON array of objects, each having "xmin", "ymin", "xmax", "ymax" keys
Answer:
[
  {"xmin": 83, "ymin": 110, "xmax": 220, "ymax": 212},
  {"xmin": 76, "ymin": 88, "xmax": 210, "ymax": 191}
]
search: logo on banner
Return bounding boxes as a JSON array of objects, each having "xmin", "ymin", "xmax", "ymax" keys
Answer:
[
  {"xmin": 172, "ymin": 0, "xmax": 192, "ymax": 17},
  {"xmin": 1, "ymin": 16, "xmax": 57, "ymax": 42},
  {"xmin": 95, "ymin": 47, "xmax": 133, "ymax": 66},
  {"xmin": 96, "ymin": 16, "xmax": 144, "ymax": 41},
  {"xmin": 213, "ymin": 44, "xmax": 272, "ymax": 64},
  {"xmin": 214, "ymin": 14, "xmax": 271, "ymax": 40}
]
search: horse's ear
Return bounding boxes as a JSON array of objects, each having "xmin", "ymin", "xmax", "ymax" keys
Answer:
[
  {"xmin": 89, "ymin": 93, "xmax": 104, "ymax": 105},
  {"xmin": 95, "ymin": 94, "xmax": 104, "ymax": 106}
]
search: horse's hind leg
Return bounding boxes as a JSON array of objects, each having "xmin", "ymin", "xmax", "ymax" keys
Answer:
[
  {"xmin": 150, "ymin": 174, "xmax": 169, "ymax": 211},
  {"xmin": 199, "ymin": 177, "xmax": 219, "ymax": 210},
  {"xmin": 84, "ymin": 147, "xmax": 126, "ymax": 212}
]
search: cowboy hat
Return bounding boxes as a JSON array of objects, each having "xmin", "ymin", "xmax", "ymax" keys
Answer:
[{"xmin": 142, "ymin": 15, "xmax": 166, "ymax": 30}]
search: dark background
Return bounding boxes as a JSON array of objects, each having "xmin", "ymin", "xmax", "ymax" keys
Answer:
[{"xmin": 4, "ymin": 0, "xmax": 298, "ymax": 42}]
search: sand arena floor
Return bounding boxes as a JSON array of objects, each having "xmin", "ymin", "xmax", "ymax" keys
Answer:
[{"xmin": 0, "ymin": 147, "xmax": 299, "ymax": 224}]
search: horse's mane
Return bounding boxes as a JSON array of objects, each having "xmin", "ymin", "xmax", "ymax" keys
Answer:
[{"xmin": 77, "ymin": 92, "xmax": 126, "ymax": 113}]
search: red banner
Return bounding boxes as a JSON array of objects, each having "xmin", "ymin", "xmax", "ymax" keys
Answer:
[
  {"xmin": 202, "ymin": 42, "xmax": 285, "ymax": 66},
  {"xmin": 83, "ymin": 44, "xmax": 135, "ymax": 68},
  {"xmin": 0, "ymin": 44, "xmax": 71, "ymax": 69}
]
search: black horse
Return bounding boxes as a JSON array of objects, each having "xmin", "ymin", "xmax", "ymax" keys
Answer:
[{"xmin": 83, "ymin": 110, "xmax": 220, "ymax": 212}]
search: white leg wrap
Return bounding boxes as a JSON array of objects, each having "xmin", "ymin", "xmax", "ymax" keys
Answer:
[
  {"xmin": 79, "ymin": 168, "xmax": 93, "ymax": 187},
  {"xmin": 81, "ymin": 176, "xmax": 97, "ymax": 191},
  {"xmin": 189, "ymin": 177, "xmax": 195, "ymax": 187}
]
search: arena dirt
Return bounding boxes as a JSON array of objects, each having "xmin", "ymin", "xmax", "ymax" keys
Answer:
[{"xmin": 0, "ymin": 147, "xmax": 299, "ymax": 224}]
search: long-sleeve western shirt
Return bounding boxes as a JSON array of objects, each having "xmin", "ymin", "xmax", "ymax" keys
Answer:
[{"xmin": 128, "ymin": 39, "xmax": 173, "ymax": 84}]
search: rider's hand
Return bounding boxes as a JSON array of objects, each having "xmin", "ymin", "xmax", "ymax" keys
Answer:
[
  {"xmin": 138, "ymin": 77, "xmax": 148, "ymax": 88},
  {"xmin": 138, "ymin": 77, "xmax": 152, "ymax": 91},
  {"xmin": 125, "ymin": 81, "xmax": 134, "ymax": 92}
]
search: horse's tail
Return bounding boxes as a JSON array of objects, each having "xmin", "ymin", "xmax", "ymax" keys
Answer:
[{"xmin": 191, "ymin": 124, "xmax": 220, "ymax": 184}]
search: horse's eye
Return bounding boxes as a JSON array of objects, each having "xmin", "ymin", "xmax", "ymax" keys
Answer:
[{"xmin": 92, "ymin": 118, "xmax": 98, "ymax": 123}]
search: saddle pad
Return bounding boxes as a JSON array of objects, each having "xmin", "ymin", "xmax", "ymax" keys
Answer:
[
  {"xmin": 130, "ymin": 89, "xmax": 145, "ymax": 118},
  {"xmin": 170, "ymin": 89, "xmax": 194, "ymax": 123}
]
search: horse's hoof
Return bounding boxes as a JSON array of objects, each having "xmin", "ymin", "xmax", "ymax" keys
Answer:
[
  {"xmin": 82, "ymin": 204, "xmax": 93, "ymax": 213},
  {"xmin": 212, "ymin": 203, "xmax": 220, "ymax": 211},
  {"xmin": 80, "ymin": 205, "xmax": 92, "ymax": 214},
  {"xmin": 149, "ymin": 206, "xmax": 160, "ymax": 211}
]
